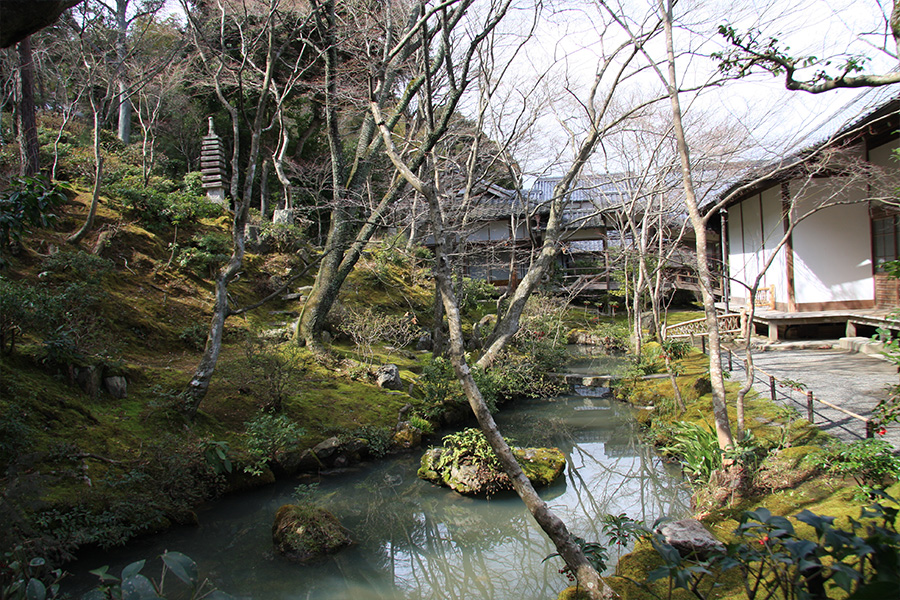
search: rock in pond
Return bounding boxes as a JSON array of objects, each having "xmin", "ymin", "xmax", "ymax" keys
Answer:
[
  {"xmin": 418, "ymin": 446, "xmax": 566, "ymax": 496},
  {"xmin": 272, "ymin": 504, "xmax": 352, "ymax": 562}
]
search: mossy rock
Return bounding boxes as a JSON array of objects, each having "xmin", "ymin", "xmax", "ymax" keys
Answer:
[
  {"xmin": 272, "ymin": 503, "xmax": 352, "ymax": 562},
  {"xmin": 418, "ymin": 446, "xmax": 566, "ymax": 496}
]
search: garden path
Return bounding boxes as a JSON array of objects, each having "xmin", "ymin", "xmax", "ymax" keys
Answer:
[{"xmin": 724, "ymin": 346, "xmax": 899, "ymax": 449}]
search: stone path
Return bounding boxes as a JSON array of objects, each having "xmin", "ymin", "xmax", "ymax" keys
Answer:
[{"xmin": 723, "ymin": 345, "xmax": 899, "ymax": 449}]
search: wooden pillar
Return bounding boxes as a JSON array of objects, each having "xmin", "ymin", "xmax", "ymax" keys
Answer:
[{"xmin": 782, "ymin": 182, "xmax": 797, "ymax": 312}]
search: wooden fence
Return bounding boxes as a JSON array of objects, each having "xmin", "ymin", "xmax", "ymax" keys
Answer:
[{"xmin": 716, "ymin": 346, "xmax": 877, "ymax": 439}]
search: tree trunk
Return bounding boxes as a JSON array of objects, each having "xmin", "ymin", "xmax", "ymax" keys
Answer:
[
  {"xmin": 661, "ymin": 0, "xmax": 733, "ymax": 451},
  {"xmin": 17, "ymin": 36, "xmax": 39, "ymax": 176},
  {"xmin": 429, "ymin": 192, "xmax": 613, "ymax": 600},
  {"xmin": 67, "ymin": 98, "xmax": 103, "ymax": 244},
  {"xmin": 182, "ymin": 201, "xmax": 249, "ymax": 417},
  {"xmin": 115, "ymin": 0, "xmax": 131, "ymax": 144}
]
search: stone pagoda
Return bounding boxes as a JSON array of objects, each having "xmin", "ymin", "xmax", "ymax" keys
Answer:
[{"xmin": 200, "ymin": 117, "xmax": 228, "ymax": 205}]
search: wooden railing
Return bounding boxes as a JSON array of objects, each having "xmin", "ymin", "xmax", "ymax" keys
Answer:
[
  {"xmin": 753, "ymin": 285, "xmax": 776, "ymax": 310},
  {"xmin": 663, "ymin": 313, "xmax": 743, "ymax": 339}
]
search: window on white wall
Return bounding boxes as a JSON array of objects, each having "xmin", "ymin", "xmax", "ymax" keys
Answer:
[{"xmin": 873, "ymin": 215, "xmax": 900, "ymax": 269}]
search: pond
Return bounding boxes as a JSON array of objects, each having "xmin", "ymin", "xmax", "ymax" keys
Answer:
[{"xmin": 67, "ymin": 388, "xmax": 689, "ymax": 600}]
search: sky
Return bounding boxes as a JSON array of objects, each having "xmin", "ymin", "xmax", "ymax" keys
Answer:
[{"xmin": 472, "ymin": 0, "xmax": 899, "ymax": 178}]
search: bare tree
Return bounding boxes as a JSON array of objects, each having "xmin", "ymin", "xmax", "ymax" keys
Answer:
[{"xmin": 181, "ymin": 0, "xmax": 319, "ymax": 417}]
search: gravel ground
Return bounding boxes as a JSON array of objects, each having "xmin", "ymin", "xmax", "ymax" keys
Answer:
[{"xmin": 722, "ymin": 344, "xmax": 899, "ymax": 449}]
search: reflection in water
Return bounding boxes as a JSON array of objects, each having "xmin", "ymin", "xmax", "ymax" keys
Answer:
[{"xmin": 67, "ymin": 392, "xmax": 688, "ymax": 600}]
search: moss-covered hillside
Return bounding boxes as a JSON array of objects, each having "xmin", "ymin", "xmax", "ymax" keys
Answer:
[{"xmin": 0, "ymin": 147, "xmax": 438, "ymax": 562}]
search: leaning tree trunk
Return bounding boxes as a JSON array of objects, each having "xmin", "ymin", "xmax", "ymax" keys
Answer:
[
  {"xmin": 661, "ymin": 0, "xmax": 733, "ymax": 451},
  {"xmin": 68, "ymin": 97, "xmax": 103, "ymax": 244},
  {"xmin": 182, "ymin": 198, "xmax": 249, "ymax": 418},
  {"xmin": 428, "ymin": 195, "xmax": 613, "ymax": 600}
]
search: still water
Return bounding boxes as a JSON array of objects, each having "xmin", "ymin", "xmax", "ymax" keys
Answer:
[{"xmin": 69, "ymin": 390, "xmax": 689, "ymax": 599}]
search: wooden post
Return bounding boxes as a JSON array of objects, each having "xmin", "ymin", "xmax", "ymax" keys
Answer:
[
  {"xmin": 769, "ymin": 375, "xmax": 776, "ymax": 403},
  {"xmin": 701, "ymin": 336, "xmax": 706, "ymax": 355},
  {"xmin": 806, "ymin": 391, "xmax": 814, "ymax": 423},
  {"xmin": 865, "ymin": 421, "xmax": 874, "ymax": 439},
  {"xmin": 727, "ymin": 349, "xmax": 733, "ymax": 371}
]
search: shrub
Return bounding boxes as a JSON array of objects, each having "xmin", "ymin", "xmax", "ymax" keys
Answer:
[
  {"xmin": 643, "ymin": 501, "xmax": 900, "ymax": 600},
  {"xmin": 337, "ymin": 425, "xmax": 393, "ymax": 458},
  {"xmin": 808, "ymin": 438, "xmax": 900, "ymax": 496},
  {"xmin": 257, "ymin": 221, "xmax": 306, "ymax": 253},
  {"xmin": 175, "ymin": 232, "xmax": 231, "ymax": 278},
  {"xmin": 418, "ymin": 356, "xmax": 464, "ymax": 415},
  {"xmin": 0, "ymin": 175, "xmax": 67, "ymax": 251},
  {"xmin": 0, "ymin": 277, "xmax": 47, "ymax": 354},
  {"xmin": 41, "ymin": 250, "xmax": 113, "ymax": 279},
  {"xmin": 337, "ymin": 307, "xmax": 419, "ymax": 364},
  {"xmin": 243, "ymin": 414, "xmax": 305, "ymax": 474},
  {"xmin": 177, "ymin": 322, "xmax": 208, "ymax": 352},
  {"xmin": 242, "ymin": 336, "xmax": 307, "ymax": 412},
  {"xmin": 109, "ymin": 178, "xmax": 222, "ymax": 230},
  {"xmin": 458, "ymin": 277, "xmax": 498, "ymax": 313}
]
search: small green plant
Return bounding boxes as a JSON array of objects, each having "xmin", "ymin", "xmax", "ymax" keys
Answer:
[
  {"xmin": 178, "ymin": 322, "xmax": 209, "ymax": 352},
  {"xmin": 808, "ymin": 439, "xmax": 900, "ymax": 497},
  {"xmin": 778, "ymin": 378, "xmax": 807, "ymax": 393},
  {"xmin": 0, "ymin": 548, "xmax": 64, "ymax": 600},
  {"xmin": 338, "ymin": 425, "xmax": 393, "ymax": 458},
  {"xmin": 435, "ymin": 428, "xmax": 510, "ymax": 471},
  {"xmin": 660, "ymin": 338, "xmax": 692, "ymax": 361},
  {"xmin": 408, "ymin": 414, "xmax": 434, "ymax": 435},
  {"xmin": 85, "ymin": 551, "xmax": 235, "ymax": 599},
  {"xmin": 200, "ymin": 440, "xmax": 232, "ymax": 475},
  {"xmin": 660, "ymin": 421, "xmax": 722, "ymax": 482},
  {"xmin": 243, "ymin": 414, "xmax": 305, "ymax": 475},
  {"xmin": 544, "ymin": 536, "xmax": 609, "ymax": 582},
  {"xmin": 292, "ymin": 483, "xmax": 320, "ymax": 504}
]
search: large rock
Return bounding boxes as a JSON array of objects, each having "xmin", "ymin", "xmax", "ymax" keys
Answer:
[
  {"xmin": 311, "ymin": 437, "xmax": 342, "ymax": 462},
  {"xmin": 104, "ymin": 375, "xmax": 128, "ymax": 399},
  {"xmin": 418, "ymin": 446, "xmax": 566, "ymax": 496},
  {"xmin": 272, "ymin": 504, "xmax": 352, "ymax": 562},
  {"xmin": 655, "ymin": 519, "xmax": 725, "ymax": 559},
  {"xmin": 415, "ymin": 333, "xmax": 433, "ymax": 351},
  {"xmin": 376, "ymin": 364, "xmax": 403, "ymax": 390},
  {"xmin": 393, "ymin": 421, "xmax": 423, "ymax": 449}
]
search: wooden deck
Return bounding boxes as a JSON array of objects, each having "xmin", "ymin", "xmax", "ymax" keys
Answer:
[{"xmin": 715, "ymin": 303, "xmax": 900, "ymax": 341}]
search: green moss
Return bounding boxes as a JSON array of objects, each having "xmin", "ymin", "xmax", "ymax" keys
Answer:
[{"xmin": 272, "ymin": 503, "xmax": 352, "ymax": 561}]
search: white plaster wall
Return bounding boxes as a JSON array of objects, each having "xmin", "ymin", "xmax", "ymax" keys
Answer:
[
  {"xmin": 790, "ymin": 179, "xmax": 872, "ymax": 304},
  {"xmin": 489, "ymin": 221, "xmax": 509, "ymax": 240},
  {"xmin": 760, "ymin": 186, "xmax": 788, "ymax": 304},
  {"xmin": 728, "ymin": 202, "xmax": 747, "ymax": 301},
  {"xmin": 741, "ymin": 194, "xmax": 764, "ymax": 294}
]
